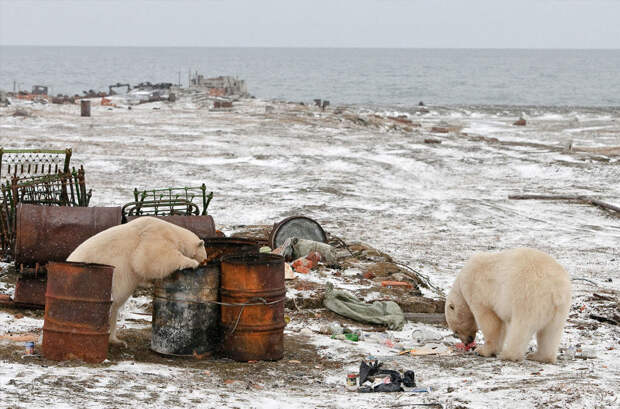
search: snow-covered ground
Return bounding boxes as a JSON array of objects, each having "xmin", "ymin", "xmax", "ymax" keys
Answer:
[{"xmin": 0, "ymin": 97, "xmax": 618, "ymax": 408}]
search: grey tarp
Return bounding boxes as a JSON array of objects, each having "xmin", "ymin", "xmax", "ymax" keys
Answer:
[{"xmin": 323, "ymin": 283, "xmax": 405, "ymax": 330}]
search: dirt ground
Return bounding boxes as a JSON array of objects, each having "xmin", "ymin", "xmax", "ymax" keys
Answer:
[{"xmin": 1, "ymin": 97, "xmax": 619, "ymax": 408}]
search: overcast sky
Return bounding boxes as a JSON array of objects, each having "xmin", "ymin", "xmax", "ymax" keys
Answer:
[{"xmin": 0, "ymin": 0, "xmax": 619, "ymax": 48}]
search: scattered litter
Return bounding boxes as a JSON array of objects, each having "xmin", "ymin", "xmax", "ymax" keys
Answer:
[
  {"xmin": 292, "ymin": 238, "xmax": 336, "ymax": 264},
  {"xmin": 400, "ymin": 343, "xmax": 453, "ymax": 356},
  {"xmin": 356, "ymin": 360, "xmax": 415, "ymax": 393},
  {"xmin": 381, "ymin": 280, "xmax": 414, "ymax": 289}
]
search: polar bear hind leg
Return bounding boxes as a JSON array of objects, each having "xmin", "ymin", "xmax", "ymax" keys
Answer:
[
  {"xmin": 498, "ymin": 316, "xmax": 537, "ymax": 362},
  {"xmin": 528, "ymin": 304, "xmax": 569, "ymax": 364}
]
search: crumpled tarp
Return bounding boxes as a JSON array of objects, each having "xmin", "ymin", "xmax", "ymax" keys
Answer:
[{"xmin": 323, "ymin": 283, "xmax": 405, "ymax": 330}]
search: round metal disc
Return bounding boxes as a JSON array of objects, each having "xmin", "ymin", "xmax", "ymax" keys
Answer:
[{"xmin": 269, "ymin": 216, "xmax": 327, "ymax": 249}]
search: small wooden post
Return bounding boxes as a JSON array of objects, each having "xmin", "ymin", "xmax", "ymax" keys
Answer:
[{"xmin": 80, "ymin": 100, "xmax": 91, "ymax": 117}]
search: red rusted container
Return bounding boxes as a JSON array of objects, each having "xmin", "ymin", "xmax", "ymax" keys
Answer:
[
  {"xmin": 220, "ymin": 253, "xmax": 286, "ymax": 361},
  {"xmin": 15, "ymin": 204, "xmax": 122, "ymax": 266},
  {"xmin": 13, "ymin": 275, "xmax": 47, "ymax": 307},
  {"xmin": 42, "ymin": 261, "xmax": 113, "ymax": 363},
  {"xmin": 125, "ymin": 215, "xmax": 216, "ymax": 238}
]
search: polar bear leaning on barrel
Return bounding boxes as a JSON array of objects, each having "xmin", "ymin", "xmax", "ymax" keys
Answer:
[
  {"xmin": 67, "ymin": 216, "xmax": 207, "ymax": 346},
  {"xmin": 445, "ymin": 248, "xmax": 571, "ymax": 364}
]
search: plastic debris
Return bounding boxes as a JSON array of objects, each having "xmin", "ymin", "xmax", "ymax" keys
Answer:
[
  {"xmin": 400, "ymin": 343, "xmax": 453, "ymax": 356},
  {"xmin": 357, "ymin": 360, "xmax": 415, "ymax": 393},
  {"xmin": 292, "ymin": 238, "xmax": 337, "ymax": 264},
  {"xmin": 284, "ymin": 263, "xmax": 295, "ymax": 280}
]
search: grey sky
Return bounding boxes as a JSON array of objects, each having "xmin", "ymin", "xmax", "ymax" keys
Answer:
[{"xmin": 1, "ymin": 0, "xmax": 619, "ymax": 48}]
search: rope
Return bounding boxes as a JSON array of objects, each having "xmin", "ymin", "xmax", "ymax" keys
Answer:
[{"xmin": 220, "ymin": 296, "xmax": 286, "ymax": 335}]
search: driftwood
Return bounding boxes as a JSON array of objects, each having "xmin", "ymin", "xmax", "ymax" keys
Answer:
[
  {"xmin": 509, "ymin": 194, "xmax": 620, "ymax": 215},
  {"xmin": 404, "ymin": 312, "xmax": 446, "ymax": 324}
]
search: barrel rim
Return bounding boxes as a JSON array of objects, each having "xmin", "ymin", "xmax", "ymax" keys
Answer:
[
  {"xmin": 47, "ymin": 261, "xmax": 116, "ymax": 271},
  {"xmin": 268, "ymin": 215, "xmax": 327, "ymax": 249},
  {"xmin": 221, "ymin": 253, "xmax": 284, "ymax": 266},
  {"xmin": 201, "ymin": 237, "xmax": 260, "ymax": 246}
]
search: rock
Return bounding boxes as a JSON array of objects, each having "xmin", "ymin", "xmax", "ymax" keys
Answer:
[
  {"xmin": 431, "ymin": 126, "xmax": 460, "ymax": 134},
  {"xmin": 424, "ymin": 138, "xmax": 442, "ymax": 144},
  {"xmin": 397, "ymin": 296, "xmax": 445, "ymax": 313},
  {"xmin": 513, "ymin": 117, "xmax": 527, "ymax": 126},
  {"xmin": 12, "ymin": 108, "xmax": 32, "ymax": 117},
  {"xmin": 363, "ymin": 261, "xmax": 400, "ymax": 277}
]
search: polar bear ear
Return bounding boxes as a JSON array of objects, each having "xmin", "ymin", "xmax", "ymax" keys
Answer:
[
  {"xmin": 197, "ymin": 240, "xmax": 204, "ymax": 247},
  {"xmin": 449, "ymin": 304, "xmax": 455, "ymax": 310}
]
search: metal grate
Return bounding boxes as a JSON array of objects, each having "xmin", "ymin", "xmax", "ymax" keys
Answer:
[
  {"xmin": 122, "ymin": 184, "xmax": 213, "ymax": 218},
  {"xmin": 0, "ymin": 148, "xmax": 72, "ymax": 183}
]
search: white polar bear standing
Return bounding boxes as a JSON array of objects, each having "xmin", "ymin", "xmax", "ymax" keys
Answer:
[
  {"xmin": 445, "ymin": 247, "xmax": 571, "ymax": 364},
  {"xmin": 67, "ymin": 216, "xmax": 207, "ymax": 346}
]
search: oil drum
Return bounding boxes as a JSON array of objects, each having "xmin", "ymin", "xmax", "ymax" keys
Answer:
[
  {"xmin": 15, "ymin": 204, "xmax": 122, "ymax": 266},
  {"xmin": 220, "ymin": 253, "xmax": 285, "ymax": 361},
  {"xmin": 151, "ymin": 238, "xmax": 259, "ymax": 356},
  {"xmin": 42, "ymin": 261, "xmax": 113, "ymax": 363}
]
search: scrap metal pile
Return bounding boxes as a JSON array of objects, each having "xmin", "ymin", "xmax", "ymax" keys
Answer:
[{"xmin": 0, "ymin": 147, "xmax": 215, "ymax": 310}]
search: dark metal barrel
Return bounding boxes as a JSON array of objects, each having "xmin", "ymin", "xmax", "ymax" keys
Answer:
[
  {"xmin": 125, "ymin": 215, "xmax": 216, "ymax": 239},
  {"xmin": 150, "ymin": 237, "xmax": 259, "ymax": 356},
  {"xmin": 151, "ymin": 265, "xmax": 220, "ymax": 356},
  {"xmin": 220, "ymin": 253, "xmax": 286, "ymax": 361},
  {"xmin": 15, "ymin": 204, "xmax": 122, "ymax": 266},
  {"xmin": 80, "ymin": 100, "xmax": 91, "ymax": 117},
  {"xmin": 42, "ymin": 261, "xmax": 113, "ymax": 363}
]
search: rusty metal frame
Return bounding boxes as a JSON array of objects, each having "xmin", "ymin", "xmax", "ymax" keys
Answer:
[
  {"xmin": 123, "ymin": 184, "xmax": 213, "ymax": 218},
  {"xmin": 0, "ymin": 148, "xmax": 72, "ymax": 183}
]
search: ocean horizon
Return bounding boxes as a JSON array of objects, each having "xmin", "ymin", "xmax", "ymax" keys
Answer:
[{"xmin": 1, "ymin": 46, "xmax": 619, "ymax": 107}]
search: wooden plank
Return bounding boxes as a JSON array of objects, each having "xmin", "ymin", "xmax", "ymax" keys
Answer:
[{"xmin": 404, "ymin": 312, "xmax": 446, "ymax": 324}]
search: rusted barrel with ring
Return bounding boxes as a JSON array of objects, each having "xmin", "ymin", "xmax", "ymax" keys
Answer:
[
  {"xmin": 151, "ymin": 238, "xmax": 260, "ymax": 356},
  {"xmin": 15, "ymin": 203, "xmax": 122, "ymax": 266},
  {"xmin": 42, "ymin": 261, "xmax": 114, "ymax": 363},
  {"xmin": 220, "ymin": 253, "xmax": 285, "ymax": 361}
]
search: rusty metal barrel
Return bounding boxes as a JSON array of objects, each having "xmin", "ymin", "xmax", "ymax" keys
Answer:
[
  {"xmin": 220, "ymin": 253, "xmax": 286, "ymax": 361},
  {"xmin": 42, "ymin": 261, "xmax": 113, "ymax": 363},
  {"xmin": 151, "ymin": 238, "xmax": 259, "ymax": 356},
  {"xmin": 80, "ymin": 100, "xmax": 91, "ymax": 117},
  {"xmin": 15, "ymin": 204, "xmax": 122, "ymax": 266},
  {"xmin": 125, "ymin": 215, "xmax": 216, "ymax": 239}
]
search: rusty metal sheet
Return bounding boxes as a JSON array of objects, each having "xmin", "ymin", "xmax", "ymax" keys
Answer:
[
  {"xmin": 42, "ymin": 261, "xmax": 113, "ymax": 363},
  {"xmin": 13, "ymin": 275, "xmax": 46, "ymax": 307},
  {"xmin": 220, "ymin": 253, "xmax": 285, "ymax": 361},
  {"xmin": 125, "ymin": 215, "xmax": 216, "ymax": 239},
  {"xmin": 15, "ymin": 204, "xmax": 122, "ymax": 267}
]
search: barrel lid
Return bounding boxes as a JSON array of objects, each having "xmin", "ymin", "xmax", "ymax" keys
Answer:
[
  {"xmin": 269, "ymin": 216, "xmax": 327, "ymax": 249},
  {"xmin": 221, "ymin": 253, "xmax": 284, "ymax": 266}
]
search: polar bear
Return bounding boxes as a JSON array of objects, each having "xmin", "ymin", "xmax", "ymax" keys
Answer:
[
  {"xmin": 445, "ymin": 248, "xmax": 571, "ymax": 364},
  {"xmin": 67, "ymin": 216, "xmax": 207, "ymax": 346}
]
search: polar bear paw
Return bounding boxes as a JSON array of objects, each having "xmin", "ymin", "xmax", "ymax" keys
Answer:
[
  {"xmin": 109, "ymin": 336, "xmax": 128, "ymax": 348},
  {"xmin": 474, "ymin": 343, "xmax": 496, "ymax": 357}
]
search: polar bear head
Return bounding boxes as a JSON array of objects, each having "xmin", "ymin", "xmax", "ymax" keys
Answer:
[
  {"xmin": 191, "ymin": 239, "xmax": 207, "ymax": 263},
  {"xmin": 445, "ymin": 286, "xmax": 477, "ymax": 345}
]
